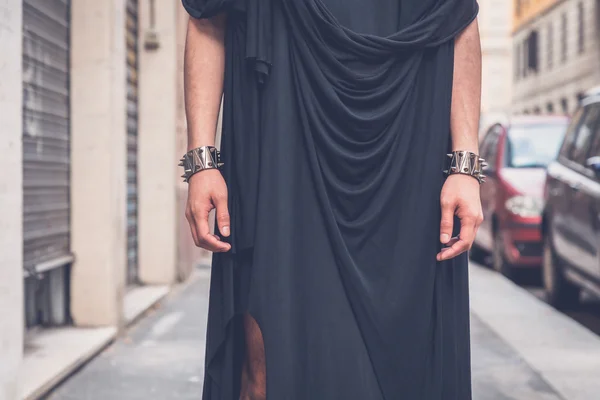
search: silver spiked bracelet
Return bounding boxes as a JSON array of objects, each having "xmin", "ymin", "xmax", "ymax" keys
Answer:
[
  {"xmin": 444, "ymin": 150, "xmax": 487, "ymax": 184},
  {"xmin": 179, "ymin": 146, "xmax": 224, "ymax": 183}
]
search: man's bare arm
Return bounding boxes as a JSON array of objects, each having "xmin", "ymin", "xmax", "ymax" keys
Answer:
[
  {"xmin": 450, "ymin": 18, "xmax": 482, "ymax": 154},
  {"xmin": 184, "ymin": 14, "xmax": 231, "ymax": 253},
  {"xmin": 184, "ymin": 14, "xmax": 227, "ymax": 150},
  {"xmin": 438, "ymin": 19, "xmax": 483, "ymax": 261}
]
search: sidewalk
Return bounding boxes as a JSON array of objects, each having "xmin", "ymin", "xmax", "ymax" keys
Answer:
[
  {"xmin": 46, "ymin": 265, "xmax": 595, "ymax": 400},
  {"xmin": 469, "ymin": 265, "xmax": 600, "ymax": 400},
  {"xmin": 471, "ymin": 316, "xmax": 562, "ymax": 400},
  {"xmin": 47, "ymin": 268, "xmax": 211, "ymax": 400}
]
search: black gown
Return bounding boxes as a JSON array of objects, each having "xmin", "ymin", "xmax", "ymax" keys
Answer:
[{"xmin": 181, "ymin": 1, "xmax": 479, "ymax": 399}]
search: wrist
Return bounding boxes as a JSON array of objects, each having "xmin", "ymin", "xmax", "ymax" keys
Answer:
[
  {"xmin": 452, "ymin": 144, "xmax": 479, "ymax": 154},
  {"xmin": 444, "ymin": 150, "xmax": 487, "ymax": 184},
  {"xmin": 451, "ymin": 137, "xmax": 479, "ymax": 154},
  {"xmin": 446, "ymin": 173, "xmax": 480, "ymax": 186},
  {"xmin": 179, "ymin": 146, "xmax": 223, "ymax": 183},
  {"xmin": 188, "ymin": 141, "xmax": 215, "ymax": 151},
  {"xmin": 187, "ymin": 134, "xmax": 216, "ymax": 151}
]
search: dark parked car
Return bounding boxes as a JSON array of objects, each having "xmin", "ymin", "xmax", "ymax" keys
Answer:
[
  {"xmin": 543, "ymin": 87, "xmax": 600, "ymax": 307},
  {"xmin": 473, "ymin": 115, "xmax": 569, "ymax": 277}
]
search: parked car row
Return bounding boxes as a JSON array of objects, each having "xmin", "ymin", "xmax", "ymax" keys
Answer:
[
  {"xmin": 474, "ymin": 86, "xmax": 600, "ymax": 309},
  {"xmin": 472, "ymin": 115, "xmax": 569, "ymax": 275}
]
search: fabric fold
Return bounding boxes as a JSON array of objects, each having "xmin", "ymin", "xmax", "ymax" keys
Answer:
[{"xmin": 245, "ymin": 0, "xmax": 273, "ymax": 84}]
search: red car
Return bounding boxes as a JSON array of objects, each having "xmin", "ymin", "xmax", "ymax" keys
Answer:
[{"xmin": 472, "ymin": 116, "xmax": 569, "ymax": 277}]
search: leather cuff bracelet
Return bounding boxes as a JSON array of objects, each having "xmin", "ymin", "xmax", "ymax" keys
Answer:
[
  {"xmin": 179, "ymin": 146, "xmax": 223, "ymax": 183},
  {"xmin": 444, "ymin": 150, "xmax": 487, "ymax": 184}
]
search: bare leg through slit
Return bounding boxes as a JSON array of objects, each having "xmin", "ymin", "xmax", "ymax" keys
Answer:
[{"xmin": 240, "ymin": 314, "xmax": 267, "ymax": 400}]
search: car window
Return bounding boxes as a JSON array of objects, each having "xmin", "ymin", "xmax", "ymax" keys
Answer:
[
  {"xmin": 569, "ymin": 105, "xmax": 600, "ymax": 165},
  {"xmin": 479, "ymin": 126, "xmax": 497, "ymax": 159},
  {"xmin": 559, "ymin": 107, "xmax": 585, "ymax": 159},
  {"xmin": 506, "ymin": 123, "xmax": 568, "ymax": 168},
  {"xmin": 585, "ymin": 105, "xmax": 600, "ymax": 159},
  {"xmin": 486, "ymin": 132, "xmax": 500, "ymax": 168}
]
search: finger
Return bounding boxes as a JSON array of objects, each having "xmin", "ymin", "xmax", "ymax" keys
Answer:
[
  {"xmin": 213, "ymin": 194, "xmax": 231, "ymax": 237},
  {"xmin": 437, "ymin": 217, "xmax": 476, "ymax": 261},
  {"xmin": 186, "ymin": 211, "xmax": 201, "ymax": 247},
  {"xmin": 437, "ymin": 239, "xmax": 470, "ymax": 261},
  {"xmin": 440, "ymin": 198, "xmax": 455, "ymax": 244},
  {"xmin": 197, "ymin": 229, "xmax": 230, "ymax": 252},
  {"xmin": 442, "ymin": 236, "xmax": 460, "ymax": 248},
  {"xmin": 458, "ymin": 216, "xmax": 476, "ymax": 249},
  {"xmin": 437, "ymin": 237, "xmax": 459, "ymax": 260},
  {"xmin": 196, "ymin": 209, "xmax": 231, "ymax": 252}
]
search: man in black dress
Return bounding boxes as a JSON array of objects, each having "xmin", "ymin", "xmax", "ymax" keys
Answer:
[{"xmin": 182, "ymin": 1, "xmax": 483, "ymax": 399}]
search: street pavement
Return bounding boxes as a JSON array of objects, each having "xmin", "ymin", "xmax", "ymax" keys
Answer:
[{"xmin": 47, "ymin": 267, "xmax": 563, "ymax": 400}]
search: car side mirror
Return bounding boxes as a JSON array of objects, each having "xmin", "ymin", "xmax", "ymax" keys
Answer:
[{"xmin": 585, "ymin": 156, "xmax": 600, "ymax": 175}]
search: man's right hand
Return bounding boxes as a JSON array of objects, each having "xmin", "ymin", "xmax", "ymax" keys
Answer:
[{"xmin": 185, "ymin": 169, "xmax": 232, "ymax": 252}]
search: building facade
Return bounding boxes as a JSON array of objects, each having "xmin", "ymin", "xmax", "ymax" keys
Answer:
[
  {"xmin": 512, "ymin": 0, "xmax": 600, "ymax": 115},
  {"xmin": 0, "ymin": 1, "xmax": 206, "ymax": 398},
  {"xmin": 479, "ymin": 0, "xmax": 514, "ymax": 119}
]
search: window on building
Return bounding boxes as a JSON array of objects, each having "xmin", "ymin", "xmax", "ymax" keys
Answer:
[
  {"xmin": 578, "ymin": 2, "xmax": 585, "ymax": 54},
  {"xmin": 523, "ymin": 38, "xmax": 529, "ymax": 77},
  {"xmin": 561, "ymin": 13, "xmax": 568, "ymax": 63},
  {"xmin": 533, "ymin": 106, "xmax": 541, "ymax": 115},
  {"xmin": 547, "ymin": 22, "xmax": 553, "ymax": 69},
  {"xmin": 561, "ymin": 98, "xmax": 569, "ymax": 114},
  {"xmin": 515, "ymin": 43, "xmax": 520, "ymax": 81},
  {"xmin": 547, "ymin": 102, "xmax": 555, "ymax": 114},
  {"xmin": 527, "ymin": 30, "xmax": 539, "ymax": 72}
]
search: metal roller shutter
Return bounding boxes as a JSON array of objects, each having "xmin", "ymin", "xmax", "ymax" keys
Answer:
[
  {"xmin": 22, "ymin": 0, "xmax": 72, "ymax": 327},
  {"xmin": 126, "ymin": 0, "xmax": 139, "ymax": 284}
]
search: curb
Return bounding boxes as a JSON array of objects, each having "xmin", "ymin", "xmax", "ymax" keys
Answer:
[
  {"xmin": 21, "ymin": 327, "xmax": 117, "ymax": 400},
  {"xmin": 22, "ymin": 268, "xmax": 207, "ymax": 400},
  {"xmin": 469, "ymin": 264, "xmax": 600, "ymax": 400}
]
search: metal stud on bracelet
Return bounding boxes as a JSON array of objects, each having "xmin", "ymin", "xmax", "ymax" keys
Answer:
[
  {"xmin": 443, "ymin": 150, "xmax": 487, "ymax": 184},
  {"xmin": 179, "ymin": 146, "xmax": 224, "ymax": 183}
]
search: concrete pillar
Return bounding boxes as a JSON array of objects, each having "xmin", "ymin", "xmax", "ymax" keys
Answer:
[
  {"xmin": 137, "ymin": 0, "xmax": 179, "ymax": 285},
  {"xmin": 0, "ymin": 3, "xmax": 24, "ymax": 399},
  {"xmin": 70, "ymin": 0, "xmax": 127, "ymax": 327}
]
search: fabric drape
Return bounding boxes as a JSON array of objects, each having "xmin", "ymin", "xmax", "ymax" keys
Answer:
[{"xmin": 182, "ymin": 1, "xmax": 478, "ymax": 398}]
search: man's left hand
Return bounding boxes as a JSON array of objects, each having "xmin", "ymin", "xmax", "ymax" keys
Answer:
[{"xmin": 437, "ymin": 174, "xmax": 484, "ymax": 261}]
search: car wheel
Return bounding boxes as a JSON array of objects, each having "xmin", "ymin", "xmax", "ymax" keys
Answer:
[
  {"xmin": 543, "ymin": 234, "xmax": 580, "ymax": 309},
  {"xmin": 493, "ymin": 229, "xmax": 513, "ymax": 278}
]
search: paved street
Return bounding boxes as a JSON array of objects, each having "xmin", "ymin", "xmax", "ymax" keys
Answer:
[{"xmin": 47, "ymin": 266, "xmax": 564, "ymax": 400}]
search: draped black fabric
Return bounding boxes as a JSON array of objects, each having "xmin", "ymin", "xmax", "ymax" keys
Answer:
[{"xmin": 182, "ymin": 1, "xmax": 478, "ymax": 398}]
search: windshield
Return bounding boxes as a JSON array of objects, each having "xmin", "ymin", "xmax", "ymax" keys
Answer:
[{"xmin": 506, "ymin": 124, "xmax": 568, "ymax": 168}]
